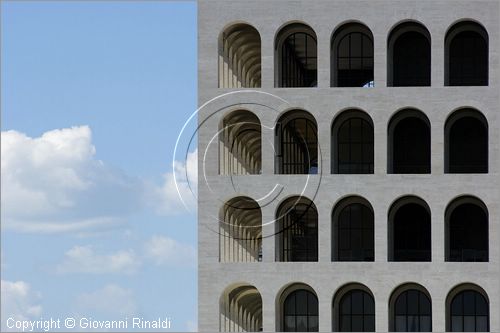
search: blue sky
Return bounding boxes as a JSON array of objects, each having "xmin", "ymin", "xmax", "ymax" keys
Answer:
[{"xmin": 1, "ymin": 1, "xmax": 198, "ymax": 331}]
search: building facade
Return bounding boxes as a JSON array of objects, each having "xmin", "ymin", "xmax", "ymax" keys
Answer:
[{"xmin": 197, "ymin": 1, "xmax": 499, "ymax": 331}]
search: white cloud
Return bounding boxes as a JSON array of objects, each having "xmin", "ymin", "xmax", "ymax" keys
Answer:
[
  {"xmin": 144, "ymin": 235, "xmax": 196, "ymax": 266},
  {"xmin": 1, "ymin": 126, "xmax": 197, "ymax": 234},
  {"xmin": 1, "ymin": 280, "xmax": 42, "ymax": 331},
  {"xmin": 74, "ymin": 284, "xmax": 137, "ymax": 319},
  {"xmin": 152, "ymin": 149, "xmax": 197, "ymax": 215},
  {"xmin": 56, "ymin": 245, "xmax": 140, "ymax": 274}
]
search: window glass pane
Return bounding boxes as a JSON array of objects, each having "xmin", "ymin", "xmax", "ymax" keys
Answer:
[
  {"xmin": 295, "ymin": 291, "xmax": 307, "ymax": 315},
  {"xmin": 364, "ymin": 315, "xmax": 375, "ymax": 332},
  {"xmin": 420, "ymin": 315, "xmax": 431, "ymax": 332},
  {"xmin": 407, "ymin": 290, "xmax": 419, "ymax": 315},
  {"xmin": 308, "ymin": 316, "xmax": 318, "ymax": 332},
  {"xmin": 285, "ymin": 294, "xmax": 296, "ymax": 315},
  {"xmin": 395, "ymin": 293, "xmax": 407, "ymax": 315},
  {"xmin": 338, "ymin": 38, "xmax": 349, "ymax": 57},
  {"xmin": 351, "ymin": 33, "xmax": 362, "ymax": 56},
  {"xmin": 463, "ymin": 316, "xmax": 475, "ymax": 332},
  {"xmin": 463, "ymin": 291, "xmax": 475, "ymax": 315},
  {"xmin": 285, "ymin": 316, "xmax": 295, "ymax": 331},
  {"xmin": 407, "ymin": 315, "xmax": 418, "ymax": 331},
  {"xmin": 395, "ymin": 315, "xmax": 406, "ymax": 332},
  {"xmin": 419, "ymin": 293, "xmax": 431, "ymax": 315},
  {"xmin": 351, "ymin": 291, "xmax": 363, "ymax": 314},
  {"xmin": 352, "ymin": 315, "xmax": 363, "ymax": 331},
  {"xmin": 451, "ymin": 315, "xmax": 463, "ymax": 332},
  {"xmin": 475, "ymin": 293, "xmax": 488, "ymax": 315},
  {"xmin": 451, "ymin": 294, "xmax": 462, "ymax": 315},
  {"xmin": 476, "ymin": 316, "xmax": 488, "ymax": 332},
  {"xmin": 364, "ymin": 294, "xmax": 375, "ymax": 314},
  {"xmin": 341, "ymin": 294, "xmax": 351, "ymax": 314},
  {"xmin": 340, "ymin": 315, "xmax": 351, "ymax": 331},
  {"xmin": 296, "ymin": 315, "xmax": 307, "ymax": 332},
  {"xmin": 308, "ymin": 293, "xmax": 318, "ymax": 315}
]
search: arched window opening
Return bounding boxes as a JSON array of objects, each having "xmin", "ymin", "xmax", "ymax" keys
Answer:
[
  {"xmin": 220, "ymin": 110, "xmax": 262, "ymax": 175},
  {"xmin": 276, "ymin": 197, "xmax": 318, "ymax": 262},
  {"xmin": 276, "ymin": 23, "xmax": 317, "ymax": 87},
  {"xmin": 333, "ymin": 286, "xmax": 375, "ymax": 332},
  {"xmin": 445, "ymin": 21, "xmax": 488, "ymax": 86},
  {"xmin": 220, "ymin": 284, "xmax": 262, "ymax": 332},
  {"xmin": 446, "ymin": 197, "xmax": 488, "ymax": 262},
  {"xmin": 332, "ymin": 197, "xmax": 374, "ymax": 261},
  {"xmin": 219, "ymin": 23, "xmax": 261, "ymax": 88},
  {"xmin": 220, "ymin": 197, "xmax": 262, "ymax": 262},
  {"xmin": 389, "ymin": 197, "xmax": 431, "ymax": 262},
  {"xmin": 276, "ymin": 110, "xmax": 318, "ymax": 174},
  {"xmin": 332, "ymin": 110, "xmax": 374, "ymax": 174},
  {"xmin": 331, "ymin": 23, "xmax": 374, "ymax": 87},
  {"xmin": 389, "ymin": 110, "xmax": 430, "ymax": 174},
  {"xmin": 445, "ymin": 109, "xmax": 488, "ymax": 173},
  {"xmin": 447, "ymin": 286, "xmax": 489, "ymax": 332},
  {"xmin": 391, "ymin": 287, "xmax": 432, "ymax": 332},
  {"xmin": 280, "ymin": 285, "xmax": 319, "ymax": 332},
  {"xmin": 388, "ymin": 22, "xmax": 431, "ymax": 87}
]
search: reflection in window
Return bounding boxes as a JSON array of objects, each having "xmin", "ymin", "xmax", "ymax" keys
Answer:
[
  {"xmin": 284, "ymin": 289, "xmax": 319, "ymax": 332},
  {"xmin": 276, "ymin": 24, "xmax": 317, "ymax": 87},
  {"xmin": 394, "ymin": 290, "xmax": 432, "ymax": 332},
  {"xmin": 450, "ymin": 290, "xmax": 489, "ymax": 332},
  {"xmin": 339, "ymin": 290, "xmax": 375, "ymax": 332}
]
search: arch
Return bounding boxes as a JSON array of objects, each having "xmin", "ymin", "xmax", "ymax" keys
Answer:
[
  {"xmin": 276, "ymin": 196, "xmax": 318, "ymax": 262},
  {"xmin": 389, "ymin": 283, "xmax": 432, "ymax": 332},
  {"xmin": 275, "ymin": 109, "xmax": 318, "ymax": 174},
  {"xmin": 388, "ymin": 108, "xmax": 430, "ymax": 174},
  {"xmin": 220, "ymin": 283, "xmax": 263, "ymax": 332},
  {"xmin": 332, "ymin": 283, "xmax": 375, "ymax": 332},
  {"xmin": 277, "ymin": 283, "xmax": 319, "ymax": 332},
  {"xmin": 332, "ymin": 109, "xmax": 374, "ymax": 174},
  {"xmin": 445, "ymin": 196, "xmax": 488, "ymax": 262},
  {"xmin": 219, "ymin": 109, "xmax": 262, "ymax": 175},
  {"xmin": 331, "ymin": 22, "xmax": 374, "ymax": 87},
  {"xmin": 219, "ymin": 197, "xmax": 262, "ymax": 262},
  {"xmin": 446, "ymin": 283, "xmax": 489, "ymax": 331},
  {"xmin": 445, "ymin": 20, "xmax": 488, "ymax": 86},
  {"xmin": 275, "ymin": 22, "xmax": 318, "ymax": 87},
  {"xmin": 332, "ymin": 196, "xmax": 374, "ymax": 261},
  {"xmin": 388, "ymin": 196, "xmax": 431, "ymax": 261},
  {"xmin": 445, "ymin": 108, "xmax": 488, "ymax": 173},
  {"xmin": 387, "ymin": 21, "xmax": 431, "ymax": 86},
  {"xmin": 219, "ymin": 23, "xmax": 261, "ymax": 88}
]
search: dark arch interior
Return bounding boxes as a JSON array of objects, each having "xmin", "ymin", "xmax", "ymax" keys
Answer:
[
  {"xmin": 284, "ymin": 289, "xmax": 319, "ymax": 332},
  {"xmin": 333, "ymin": 26, "xmax": 374, "ymax": 87},
  {"xmin": 394, "ymin": 289, "xmax": 432, "ymax": 332},
  {"xmin": 338, "ymin": 289, "xmax": 375, "ymax": 332},
  {"xmin": 277, "ymin": 199, "xmax": 318, "ymax": 262},
  {"xmin": 392, "ymin": 203, "xmax": 431, "ymax": 261},
  {"xmin": 276, "ymin": 112, "xmax": 318, "ymax": 174},
  {"xmin": 448, "ymin": 116, "xmax": 488, "ymax": 173},
  {"xmin": 448, "ymin": 28, "xmax": 488, "ymax": 86},
  {"xmin": 278, "ymin": 24, "xmax": 317, "ymax": 87},
  {"xmin": 449, "ymin": 203, "xmax": 488, "ymax": 262},
  {"xmin": 336, "ymin": 117, "xmax": 374, "ymax": 174},
  {"xmin": 336, "ymin": 203, "xmax": 374, "ymax": 261},
  {"xmin": 392, "ymin": 30, "xmax": 430, "ymax": 86},
  {"xmin": 392, "ymin": 116, "xmax": 430, "ymax": 174},
  {"xmin": 450, "ymin": 290, "xmax": 489, "ymax": 332}
]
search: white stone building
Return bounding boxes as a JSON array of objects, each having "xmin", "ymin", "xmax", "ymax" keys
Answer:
[{"xmin": 197, "ymin": 1, "xmax": 499, "ymax": 331}]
